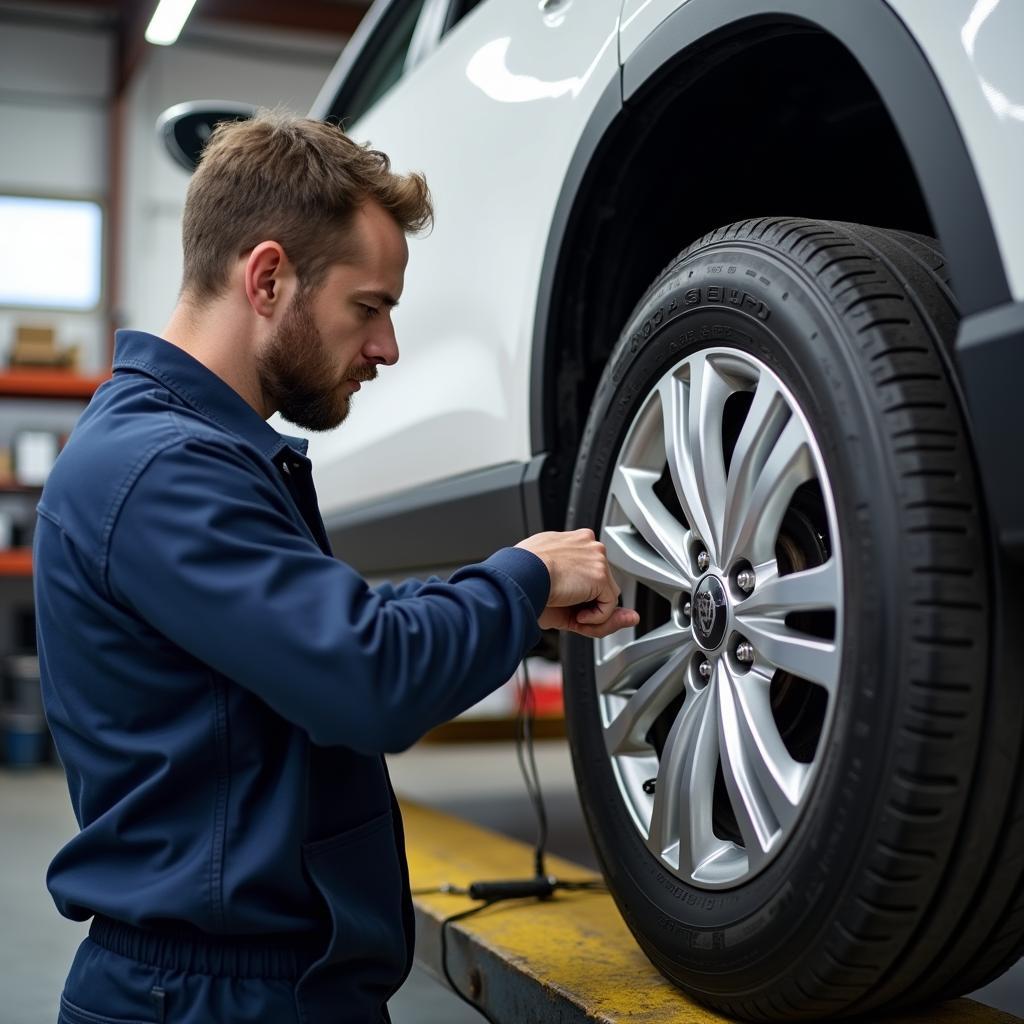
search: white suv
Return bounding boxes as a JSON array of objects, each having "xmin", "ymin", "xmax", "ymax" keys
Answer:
[{"xmin": 165, "ymin": 0, "xmax": 1024, "ymax": 1018}]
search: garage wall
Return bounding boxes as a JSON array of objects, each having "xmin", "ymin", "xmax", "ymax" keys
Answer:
[
  {"xmin": 0, "ymin": 11, "xmax": 344, "ymax": 368},
  {"xmin": 119, "ymin": 28, "xmax": 343, "ymax": 338},
  {"xmin": 0, "ymin": 17, "xmax": 113, "ymax": 372}
]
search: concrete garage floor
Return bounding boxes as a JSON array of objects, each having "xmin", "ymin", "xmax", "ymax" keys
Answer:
[{"xmin": 2, "ymin": 741, "xmax": 1022, "ymax": 1023}]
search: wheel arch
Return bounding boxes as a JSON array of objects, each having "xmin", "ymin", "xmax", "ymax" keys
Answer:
[{"xmin": 530, "ymin": 0, "xmax": 1010, "ymax": 531}]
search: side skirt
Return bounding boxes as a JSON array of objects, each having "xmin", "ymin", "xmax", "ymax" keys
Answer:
[{"xmin": 324, "ymin": 456, "xmax": 548, "ymax": 579}]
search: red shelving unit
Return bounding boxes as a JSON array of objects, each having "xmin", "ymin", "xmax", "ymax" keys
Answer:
[
  {"xmin": 0, "ymin": 549, "xmax": 33, "ymax": 577},
  {"xmin": 0, "ymin": 369, "xmax": 106, "ymax": 578},
  {"xmin": 0, "ymin": 368, "xmax": 109, "ymax": 401}
]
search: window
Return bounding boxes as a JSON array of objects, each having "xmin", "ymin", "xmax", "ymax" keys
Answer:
[
  {"xmin": 0, "ymin": 196, "xmax": 102, "ymax": 311},
  {"xmin": 442, "ymin": 0, "xmax": 487, "ymax": 36},
  {"xmin": 341, "ymin": 0, "xmax": 431, "ymax": 125}
]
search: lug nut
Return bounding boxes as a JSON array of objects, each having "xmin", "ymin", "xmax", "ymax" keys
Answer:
[
  {"xmin": 698, "ymin": 659, "xmax": 713, "ymax": 679},
  {"xmin": 683, "ymin": 601, "xmax": 692, "ymax": 619},
  {"xmin": 736, "ymin": 642, "xmax": 755, "ymax": 664},
  {"xmin": 697, "ymin": 550, "xmax": 710, "ymax": 572},
  {"xmin": 736, "ymin": 569, "xmax": 756, "ymax": 593},
  {"xmin": 642, "ymin": 778, "xmax": 657, "ymax": 795}
]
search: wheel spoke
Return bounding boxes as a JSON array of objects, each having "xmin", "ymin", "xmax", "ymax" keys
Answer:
[
  {"xmin": 720, "ymin": 375, "xmax": 790, "ymax": 568},
  {"xmin": 603, "ymin": 644, "xmax": 693, "ymax": 756},
  {"xmin": 603, "ymin": 523, "xmax": 691, "ymax": 599},
  {"xmin": 720, "ymin": 414, "xmax": 814, "ymax": 568},
  {"xmin": 608, "ymin": 465, "xmax": 691, "ymax": 580},
  {"xmin": 733, "ymin": 615, "xmax": 840, "ymax": 694},
  {"xmin": 738, "ymin": 558, "xmax": 840, "ymax": 616},
  {"xmin": 647, "ymin": 682, "xmax": 723, "ymax": 875},
  {"xmin": 596, "ymin": 346, "xmax": 844, "ymax": 891},
  {"xmin": 594, "ymin": 620, "xmax": 691, "ymax": 695},
  {"xmin": 717, "ymin": 664, "xmax": 808, "ymax": 866},
  {"xmin": 659, "ymin": 356, "xmax": 730, "ymax": 563}
]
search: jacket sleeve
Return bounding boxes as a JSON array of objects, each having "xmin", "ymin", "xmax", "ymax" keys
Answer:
[
  {"xmin": 106, "ymin": 436, "xmax": 549, "ymax": 753},
  {"xmin": 372, "ymin": 577, "xmax": 439, "ymax": 602}
]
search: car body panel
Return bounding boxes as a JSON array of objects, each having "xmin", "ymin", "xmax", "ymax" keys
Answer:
[{"xmin": 282, "ymin": 0, "xmax": 622, "ymax": 522}]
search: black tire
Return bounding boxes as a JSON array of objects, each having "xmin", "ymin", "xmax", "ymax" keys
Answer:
[{"xmin": 562, "ymin": 218, "xmax": 1021, "ymax": 1020}]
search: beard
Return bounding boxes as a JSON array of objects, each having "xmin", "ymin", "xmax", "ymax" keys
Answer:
[{"xmin": 257, "ymin": 288, "xmax": 374, "ymax": 432}]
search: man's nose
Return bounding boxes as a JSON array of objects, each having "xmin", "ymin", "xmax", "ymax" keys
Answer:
[{"xmin": 365, "ymin": 323, "xmax": 399, "ymax": 367}]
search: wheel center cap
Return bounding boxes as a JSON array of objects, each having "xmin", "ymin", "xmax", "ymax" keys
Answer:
[{"xmin": 692, "ymin": 575, "xmax": 728, "ymax": 650}]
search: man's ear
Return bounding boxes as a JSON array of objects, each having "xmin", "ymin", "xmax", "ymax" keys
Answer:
[{"xmin": 244, "ymin": 241, "xmax": 294, "ymax": 318}]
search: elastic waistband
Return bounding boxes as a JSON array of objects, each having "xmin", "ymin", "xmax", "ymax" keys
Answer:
[{"xmin": 88, "ymin": 915, "xmax": 326, "ymax": 980}]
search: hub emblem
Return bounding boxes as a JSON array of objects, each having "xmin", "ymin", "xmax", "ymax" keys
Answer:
[
  {"xmin": 692, "ymin": 575, "xmax": 728, "ymax": 650},
  {"xmin": 696, "ymin": 591, "xmax": 715, "ymax": 636}
]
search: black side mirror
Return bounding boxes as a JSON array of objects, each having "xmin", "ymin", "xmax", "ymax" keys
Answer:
[{"xmin": 156, "ymin": 101, "xmax": 258, "ymax": 172}]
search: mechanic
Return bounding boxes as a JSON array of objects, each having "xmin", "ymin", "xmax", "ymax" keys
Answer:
[{"xmin": 34, "ymin": 111, "xmax": 638, "ymax": 1024}]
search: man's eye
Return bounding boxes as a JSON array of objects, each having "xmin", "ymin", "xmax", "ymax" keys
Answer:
[{"xmin": 362, "ymin": 304, "xmax": 380, "ymax": 319}]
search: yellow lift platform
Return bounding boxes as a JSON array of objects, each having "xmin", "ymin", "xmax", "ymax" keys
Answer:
[{"xmin": 402, "ymin": 801, "xmax": 1023, "ymax": 1024}]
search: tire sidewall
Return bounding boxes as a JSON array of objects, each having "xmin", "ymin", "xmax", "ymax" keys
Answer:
[{"xmin": 564, "ymin": 242, "xmax": 905, "ymax": 984}]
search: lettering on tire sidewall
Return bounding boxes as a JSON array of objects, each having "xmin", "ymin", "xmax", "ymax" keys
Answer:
[{"xmin": 613, "ymin": 260, "xmax": 786, "ymax": 388}]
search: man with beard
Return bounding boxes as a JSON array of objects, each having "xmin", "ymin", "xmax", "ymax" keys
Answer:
[{"xmin": 34, "ymin": 112, "xmax": 637, "ymax": 1024}]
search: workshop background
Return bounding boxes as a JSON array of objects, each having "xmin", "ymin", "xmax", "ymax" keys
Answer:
[{"xmin": 1, "ymin": 2, "xmax": 1022, "ymax": 1023}]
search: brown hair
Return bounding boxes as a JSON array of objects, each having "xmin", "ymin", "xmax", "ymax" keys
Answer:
[{"xmin": 180, "ymin": 108, "xmax": 433, "ymax": 303}]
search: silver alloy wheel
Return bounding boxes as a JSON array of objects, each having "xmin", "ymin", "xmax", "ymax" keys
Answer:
[{"xmin": 595, "ymin": 347, "xmax": 843, "ymax": 889}]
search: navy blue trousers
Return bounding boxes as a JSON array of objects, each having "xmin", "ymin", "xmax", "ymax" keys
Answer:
[{"xmin": 57, "ymin": 917, "xmax": 392, "ymax": 1024}]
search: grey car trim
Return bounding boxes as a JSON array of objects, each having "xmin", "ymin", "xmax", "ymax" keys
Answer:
[
  {"xmin": 324, "ymin": 456, "xmax": 548, "ymax": 575},
  {"xmin": 528, "ymin": 72, "xmax": 623, "ymax": 463},
  {"xmin": 957, "ymin": 300, "xmax": 1024, "ymax": 560}
]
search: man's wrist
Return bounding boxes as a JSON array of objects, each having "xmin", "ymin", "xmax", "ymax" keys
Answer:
[{"xmin": 484, "ymin": 547, "xmax": 551, "ymax": 617}]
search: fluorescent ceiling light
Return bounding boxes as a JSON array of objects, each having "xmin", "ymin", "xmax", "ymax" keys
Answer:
[{"xmin": 145, "ymin": 0, "xmax": 199, "ymax": 46}]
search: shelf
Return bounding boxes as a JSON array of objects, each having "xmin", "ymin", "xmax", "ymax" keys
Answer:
[
  {"xmin": 0, "ymin": 549, "xmax": 32, "ymax": 576},
  {"xmin": 0, "ymin": 483, "xmax": 44, "ymax": 495},
  {"xmin": 0, "ymin": 368, "xmax": 109, "ymax": 400}
]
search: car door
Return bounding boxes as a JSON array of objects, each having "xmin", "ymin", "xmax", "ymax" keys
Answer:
[{"xmin": 291, "ymin": 0, "xmax": 623, "ymax": 540}]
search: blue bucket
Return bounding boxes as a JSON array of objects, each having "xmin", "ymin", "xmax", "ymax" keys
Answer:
[{"xmin": 2, "ymin": 711, "xmax": 49, "ymax": 767}]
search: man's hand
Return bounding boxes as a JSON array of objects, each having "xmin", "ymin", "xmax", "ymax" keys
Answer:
[{"xmin": 515, "ymin": 529, "xmax": 639, "ymax": 639}]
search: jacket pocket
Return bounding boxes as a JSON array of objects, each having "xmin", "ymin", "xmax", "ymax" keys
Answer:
[{"xmin": 294, "ymin": 809, "xmax": 408, "ymax": 1024}]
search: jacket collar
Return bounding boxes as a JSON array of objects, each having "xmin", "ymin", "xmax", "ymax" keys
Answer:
[{"xmin": 112, "ymin": 330, "xmax": 309, "ymax": 461}]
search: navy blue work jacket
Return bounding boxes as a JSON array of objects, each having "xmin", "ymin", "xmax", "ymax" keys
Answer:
[{"xmin": 34, "ymin": 330, "xmax": 550, "ymax": 1016}]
